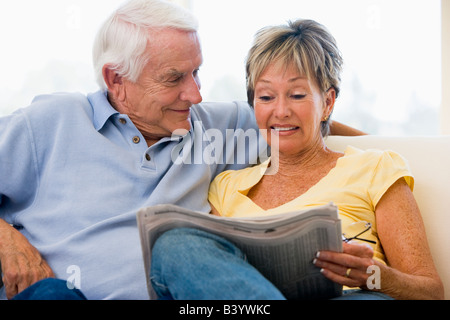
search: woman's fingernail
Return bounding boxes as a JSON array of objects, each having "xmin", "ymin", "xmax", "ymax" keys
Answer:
[{"xmin": 316, "ymin": 251, "xmax": 321, "ymax": 258}]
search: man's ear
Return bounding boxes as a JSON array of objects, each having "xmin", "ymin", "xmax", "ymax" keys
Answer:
[{"xmin": 102, "ymin": 65, "xmax": 126, "ymax": 102}]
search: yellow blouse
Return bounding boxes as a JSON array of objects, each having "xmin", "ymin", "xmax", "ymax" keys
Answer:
[{"xmin": 208, "ymin": 146, "xmax": 414, "ymax": 264}]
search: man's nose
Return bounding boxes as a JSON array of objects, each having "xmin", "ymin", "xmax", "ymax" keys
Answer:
[{"xmin": 181, "ymin": 75, "xmax": 202, "ymax": 104}]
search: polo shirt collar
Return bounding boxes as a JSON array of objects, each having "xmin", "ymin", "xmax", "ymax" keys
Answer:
[
  {"xmin": 87, "ymin": 90, "xmax": 190, "ymax": 143},
  {"xmin": 88, "ymin": 90, "xmax": 119, "ymax": 131}
]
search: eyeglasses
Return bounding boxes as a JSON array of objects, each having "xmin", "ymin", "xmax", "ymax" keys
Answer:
[{"xmin": 342, "ymin": 221, "xmax": 377, "ymax": 244}]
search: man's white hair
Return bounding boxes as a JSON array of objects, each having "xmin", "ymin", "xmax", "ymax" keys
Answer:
[{"xmin": 93, "ymin": 0, "xmax": 199, "ymax": 90}]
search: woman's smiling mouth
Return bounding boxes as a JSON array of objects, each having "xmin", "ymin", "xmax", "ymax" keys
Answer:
[{"xmin": 271, "ymin": 126, "xmax": 299, "ymax": 134}]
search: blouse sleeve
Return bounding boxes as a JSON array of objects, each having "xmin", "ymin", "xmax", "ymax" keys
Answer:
[
  {"xmin": 368, "ymin": 150, "xmax": 415, "ymax": 208},
  {"xmin": 208, "ymin": 171, "xmax": 229, "ymax": 215}
]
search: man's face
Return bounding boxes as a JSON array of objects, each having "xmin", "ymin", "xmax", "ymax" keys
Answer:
[{"xmin": 120, "ymin": 29, "xmax": 203, "ymax": 145}]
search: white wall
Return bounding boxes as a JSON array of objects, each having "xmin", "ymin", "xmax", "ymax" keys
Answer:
[{"xmin": 441, "ymin": 0, "xmax": 450, "ymax": 134}]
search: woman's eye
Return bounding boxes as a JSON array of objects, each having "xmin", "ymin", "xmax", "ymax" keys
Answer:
[
  {"xmin": 258, "ymin": 96, "xmax": 273, "ymax": 101},
  {"xmin": 291, "ymin": 94, "xmax": 306, "ymax": 100}
]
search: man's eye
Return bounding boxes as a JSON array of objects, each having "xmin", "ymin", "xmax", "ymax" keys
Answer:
[{"xmin": 168, "ymin": 76, "xmax": 182, "ymax": 83}]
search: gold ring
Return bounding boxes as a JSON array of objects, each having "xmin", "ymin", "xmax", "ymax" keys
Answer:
[{"xmin": 346, "ymin": 268, "xmax": 352, "ymax": 278}]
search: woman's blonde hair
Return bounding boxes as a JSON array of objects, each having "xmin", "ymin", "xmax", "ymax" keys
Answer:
[{"xmin": 246, "ymin": 19, "xmax": 343, "ymax": 135}]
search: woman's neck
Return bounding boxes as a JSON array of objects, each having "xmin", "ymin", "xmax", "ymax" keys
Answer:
[
  {"xmin": 248, "ymin": 141, "xmax": 343, "ymax": 210},
  {"xmin": 269, "ymin": 142, "xmax": 333, "ymax": 178}
]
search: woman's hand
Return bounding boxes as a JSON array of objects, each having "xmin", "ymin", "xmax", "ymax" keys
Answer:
[{"xmin": 313, "ymin": 241, "xmax": 376, "ymax": 289}]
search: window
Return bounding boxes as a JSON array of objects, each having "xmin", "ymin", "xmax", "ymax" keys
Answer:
[
  {"xmin": 192, "ymin": 0, "xmax": 442, "ymax": 135},
  {"xmin": 0, "ymin": 0, "xmax": 123, "ymax": 115},
  {"xmin": 1, "ymin": 0, "xmax": 442, "ymax": 136}
]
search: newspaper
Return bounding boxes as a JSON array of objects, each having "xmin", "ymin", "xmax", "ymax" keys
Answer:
[{"xmin": 137, "ymin": 203, "xmax": 343, "ymax": 300}]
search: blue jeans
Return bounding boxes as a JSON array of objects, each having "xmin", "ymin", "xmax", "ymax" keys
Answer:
[
  {"xmin": 151, "ymin": 228, "xmax": 393, "ymax": 301},
  {"xmin": 150, "ymin": 228, "xmax": 285, "ymax": 300},
  {"xmin": 12, "ymin": 229, "xmax": 394, "ymax": 300},
  {"xmin": 12, "ymin": 278, "xmax": 87, "ymax": 300}
]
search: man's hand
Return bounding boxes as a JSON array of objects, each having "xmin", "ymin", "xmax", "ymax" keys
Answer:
[
  {"xmin": 0, "ymin": 220, "xmax": 54, "ymax": 299},
  {"xmin": 329, "ymin": 121, "xmax": 367, "ymax": 136}
]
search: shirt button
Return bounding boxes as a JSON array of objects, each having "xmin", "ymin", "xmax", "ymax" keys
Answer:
[
  {"xmin": 119, "ymin": 118, "xmax": 127, "ymax": 124},
  {"xmin": 145, "ymin": 154, "xmax": 151, "ymax": 161},
  {"xmin": 133, "ymin": 136, "xmax": 141, "ymax": 144}
]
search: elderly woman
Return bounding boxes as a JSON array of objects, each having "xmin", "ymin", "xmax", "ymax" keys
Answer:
[{"xmin": 150, "ymin": 19, "xmax": 444, "ymax": 300}]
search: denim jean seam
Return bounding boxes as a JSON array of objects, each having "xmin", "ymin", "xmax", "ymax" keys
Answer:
[{"xmin": 150, "ymin": 274, "xmax": 169, "ymax": 291}]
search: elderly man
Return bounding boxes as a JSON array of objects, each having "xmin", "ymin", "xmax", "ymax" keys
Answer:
[{"xmin": 0, "ymin": 0, "xmax": 361, "ymax": 300}]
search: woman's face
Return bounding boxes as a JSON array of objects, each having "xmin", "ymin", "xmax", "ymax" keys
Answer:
[{"xmin": 253, "ymin": 62, "xmax": 335, "ymax": 155}]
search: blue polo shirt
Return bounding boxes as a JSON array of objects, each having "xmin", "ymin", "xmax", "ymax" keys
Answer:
[{"xmin": 0, "ymin": 90, "xmax": 265, "ymax": 300}]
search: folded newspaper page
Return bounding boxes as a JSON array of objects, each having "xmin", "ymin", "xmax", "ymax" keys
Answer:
[{"xmin": 137, "ymin": 203, "xmax": 343, "ymax": 300}]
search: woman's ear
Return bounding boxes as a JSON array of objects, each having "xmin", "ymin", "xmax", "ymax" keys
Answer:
[
  {"xmin": 102, "ymin": 65, "xmax": 126, "ymax": 102},
  {"xmin": 323, "ymin": 87, "xmax": 336, "ymax": 120}
]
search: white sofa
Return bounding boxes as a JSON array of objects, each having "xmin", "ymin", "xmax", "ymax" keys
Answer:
[{"xmin": 325, "ymin": 135, "xmax": 450, "ymax": 299}]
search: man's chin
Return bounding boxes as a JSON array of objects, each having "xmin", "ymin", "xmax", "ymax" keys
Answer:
[
  {"xmin": 172, "ymin": 128, "xmax": 190, "ymax": 136},
  {"xmin": 169, "ymin": 114, "xmax": 193, "ymax": 136},
  {"xmin": 172, "ymin": 120, "xmax": 192, "ymax": 137}
]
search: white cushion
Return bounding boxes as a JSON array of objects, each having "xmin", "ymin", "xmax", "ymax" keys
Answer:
[{"xmin": 326, "ymin": 135, "xmax": 450, "ymax": 299}]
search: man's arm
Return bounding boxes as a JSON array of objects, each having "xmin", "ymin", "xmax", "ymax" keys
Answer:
[
  {"xmin": 0, "ymin": 219, "xmax": 54, "ymax": 299},
  {"xmin": 329, "ymin": 120, "xmax": 367, "ymax": 136}
]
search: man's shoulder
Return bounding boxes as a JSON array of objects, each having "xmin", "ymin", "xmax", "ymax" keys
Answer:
[
  {"xmin": 29, "ymin": 92, "xmax": 91, "ymax": 110},
  {"xmin": 21, "ymin": 91, "xmax": 93, "ymax": 120},
  {"xmin": 10, "ymin": 92, "xmax": 97, "ymax": 136},
  {"xmin": 191, "ymin": 101, "xmax": 256, "ymax": 130}
]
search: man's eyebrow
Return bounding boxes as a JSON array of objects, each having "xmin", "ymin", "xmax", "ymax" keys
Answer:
[
  {"xmin": 158, "ymin": 63, "xmax": 202, "ymax": 82},
  {"xmin": 157, "ymin": 69, "xmax": 184, "ymax": 82},
  {"xmin": 167, "ymin": 69, "xmax": 185, "ymax": 77}
]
